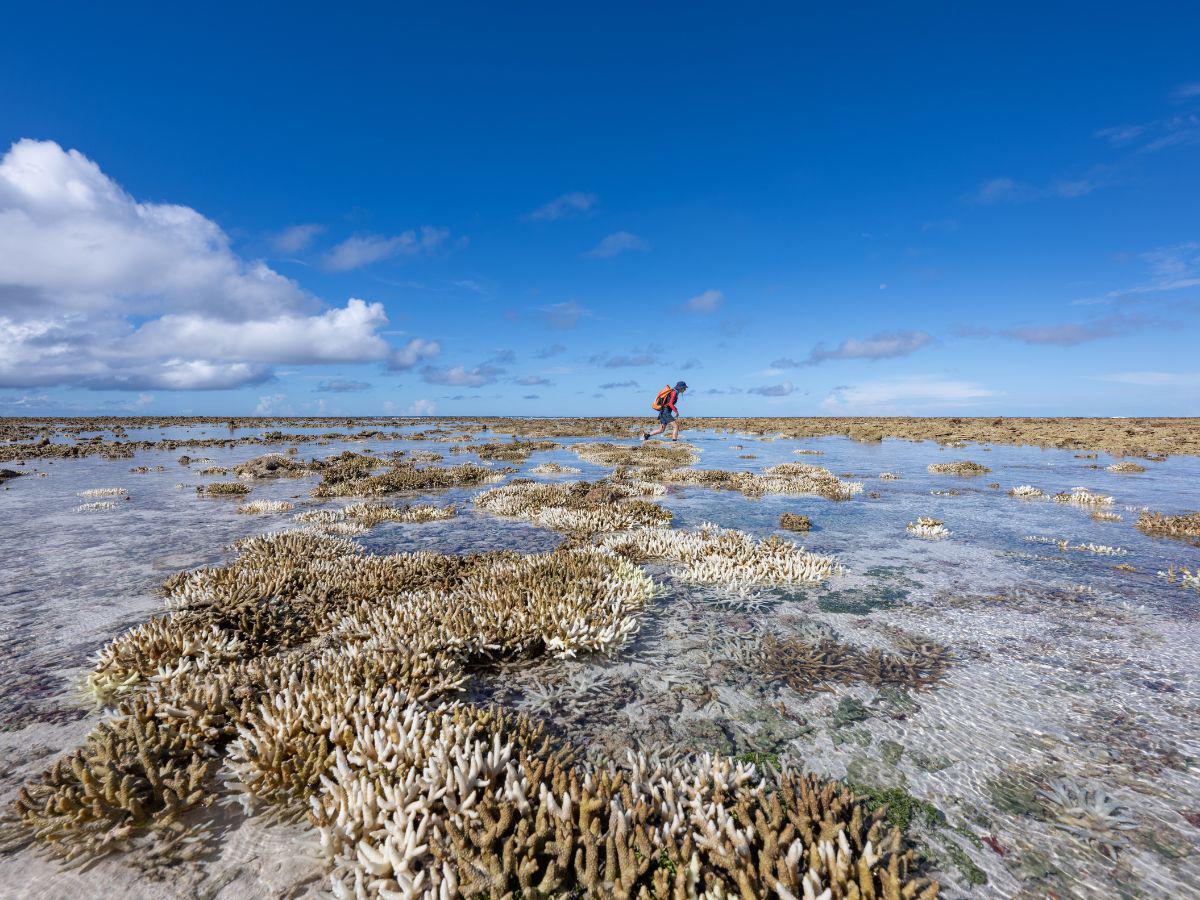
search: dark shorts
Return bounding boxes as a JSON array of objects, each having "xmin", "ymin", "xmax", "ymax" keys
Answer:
[{"xmin": 657, "ymin": 407, "xmax": 676, "ymax": 425}]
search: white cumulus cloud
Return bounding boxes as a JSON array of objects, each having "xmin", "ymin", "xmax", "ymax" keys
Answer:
[{"xmin": 0, "ymin": 139, "xmax": 436, "ymax": 390}]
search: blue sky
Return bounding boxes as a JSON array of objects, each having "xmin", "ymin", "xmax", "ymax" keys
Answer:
[{"xmin": 1, "ymin": 2, "xmax": 1198, "ymax": 417}]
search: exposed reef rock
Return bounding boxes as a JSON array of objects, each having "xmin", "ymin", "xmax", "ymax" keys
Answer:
[{"xmin": 196, "ymin": 482, "xmax": 251, "ymax": 497}]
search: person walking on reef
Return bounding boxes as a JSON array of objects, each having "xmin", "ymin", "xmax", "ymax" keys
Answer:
[{"xmin": 643, "ymin": 381, "xmax": 688, "ymax": 441}]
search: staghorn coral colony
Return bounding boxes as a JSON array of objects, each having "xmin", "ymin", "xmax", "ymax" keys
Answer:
[{"xmin": 9, "ymin": 529, "xmax": 937, "ymax": 898}]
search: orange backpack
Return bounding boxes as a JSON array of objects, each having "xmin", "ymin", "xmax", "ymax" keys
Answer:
[{"xmin": 651, "ymin": 385, "xmax": 674, "ymax": 411}]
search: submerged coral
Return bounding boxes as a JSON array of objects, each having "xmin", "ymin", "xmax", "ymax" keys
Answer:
[
  {"xmin": 75, "ymin": 501, "xmax": 119, "ymax": 512},
  {"xmin": 1039, "ymin": 778, "xmax": 1136, "ymax": 858},
  {"xmin": 77, "ymin": 487, "xmax": 127, "ymax": 498},
  {"xmin": 760, "ymin": 633, "xmax": 953, "ymax": 694},
  {"xmin": 528, "ymin": 461, "xmax": 582, "ymax": 475},
  {"xmin": 1135, "ymin": 509, "xmax": 1200, "ymax": 543},
  {"xmin": 927, "ymin": 461, "xmax": 990, "ymax": 476}
]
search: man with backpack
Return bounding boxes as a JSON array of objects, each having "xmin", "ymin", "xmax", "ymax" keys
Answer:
[{"xmin": 643, "ymin": 381, "xmax": 688, "ymax": 441}]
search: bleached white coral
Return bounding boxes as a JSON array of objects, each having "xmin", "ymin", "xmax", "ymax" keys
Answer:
[
  {"xmin": 237, "ymin": 500, "xmax": 296, "ymax": 515},
  {"xmin": 906, "ymin": 517, "xmax": 950, "ymax": 539},
  {"xmin": 1008, "ymin": 485, "xmax": 1045, "ymax": 499},
  {"xmin": 1054, "ymin": 487, "xmax": 1114, "ymax": 508},
  {"xmin": 597, "ymin": 523, "xmax": 842, "ymax": 589}
]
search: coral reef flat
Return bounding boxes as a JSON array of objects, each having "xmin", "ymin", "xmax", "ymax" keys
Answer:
[{"xmin": 1, "ymin": 418, "xmax": 1199, "ymax": 899}]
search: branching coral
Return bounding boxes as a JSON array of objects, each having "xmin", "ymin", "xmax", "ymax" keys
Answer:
[
  {"xmin": 927, "ymin": 461, "xmax": 990, "ymax": 476},
  {"xmin": 197, "ymin": 482, "xmax": 251, "ymax": 497},
  {"xmin": 656, "ymin": 463, "xmax": 862, "ymax": 502},
  {"xmin": 879, "ymin": 472, "xmax": 900, "ymax": 480},
  {"xmin": 1135, "ymin": 509, "xmax": 1200, "ymax": 543},
  {"xmin": 75, "ymin": 501, "xmax": 118, "ymax": 512},
  {"xmin": 597, "ymin": 523, "xmax": 842, "ymax": 589},
  {"xmin": 570, "ymin": 441, "xmax": 700, "ymax": 471},
  {"xmin": 1053, "ymin": 487, "xmax": 1113, "ymax": 508},
  {"xmin": 1008, "ymin": 485, "xmax": 1045, "ymax": 500},
  {"xmin": 18, "ymin": 532, "xmax": 659, "ymax": 864},
  {"xmin": 450, "ymin": 439, "xmax": 559, "ymax": 462},
  {"xmin": 1159, "ymin": 565, "xmax": 1200, "ymax": 590},
  {"xmin": 78, "ymin": 487, "xmax": 127, "ymax": 497},
  {"xmin": 237, "ymin": 499, "xmax": 295, "ymax": 515},
  {"xmin": 760, "ymin": 634, "xmax": 953, "ymax": 694},
  {"xmin": 1038, "ymin": 778, "xmax": 1136, "ymax": 858},
  {"xmin": 528, "ymin": 462, "xmax": 582, "ymax": 476},
  {"xmin": 13, "ymin": 696, "xmax": 218, "ymax": 864},
  {"xmin": 779, "ymin": 513, "xmax": 812, "ymax": 532},
  {"xmin": 907, "ymin": 517, "xmax": 949, "ymax": 539},
  {"xmin": 312, "ymin": 459, "xmax": 509, "ymax": 498},
  {"xmin": 1106, "ymin": 461, "xmax": 1146, "ymax": 474},
  {"xmin": 295, "ymin": 502, "xmax": 457, "ymax": 535},
  {"xmin": 475, "ymin": 479, "xmax": 671, "ymax": 536}
]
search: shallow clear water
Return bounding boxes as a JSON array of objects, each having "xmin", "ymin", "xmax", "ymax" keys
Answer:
[{"xmin": 1, "ymin": 426, "xmax": 1198, "ymax": 899}]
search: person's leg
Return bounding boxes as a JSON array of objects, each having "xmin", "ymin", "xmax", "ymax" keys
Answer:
[
  {"xmin": 669, "ymin": 417, "xmax": 680, "ymax": 440},
  {"xmin": 643, "ymin": 422, "xmax": 666, "ymax": 440}
]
